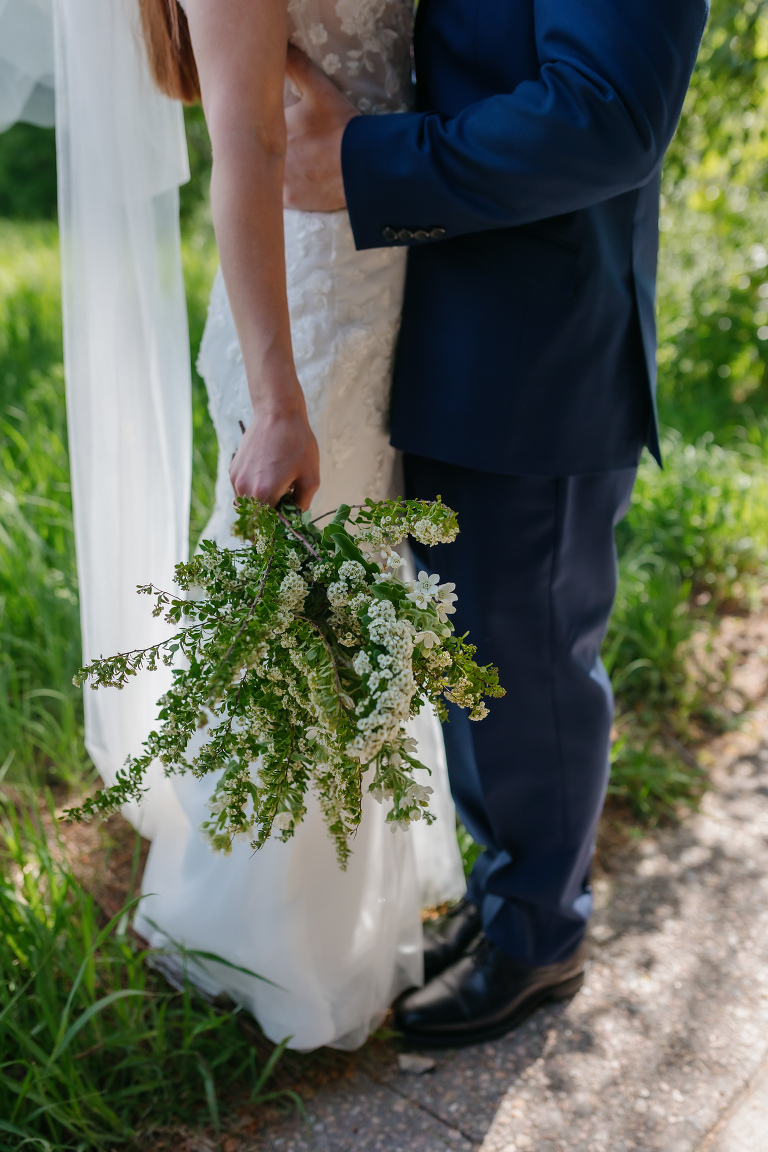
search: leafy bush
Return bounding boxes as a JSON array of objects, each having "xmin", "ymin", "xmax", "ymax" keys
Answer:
[
  {"xmin": 0, "ymin": 108, "xmax": 210, "ymax": 225},
  {"xmin": 0, "ymin": 123, "xmax": 56, "ymax": 219},
  {"xmin": 657, "ymin": 0, "xmax": 768, "ymax": 435}
]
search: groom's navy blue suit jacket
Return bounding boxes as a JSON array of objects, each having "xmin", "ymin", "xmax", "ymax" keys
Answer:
[{"xmin": 341, "ymin": 0, "xmax": 708, "ymax": 475}]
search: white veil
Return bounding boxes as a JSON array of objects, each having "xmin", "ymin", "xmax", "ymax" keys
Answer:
[
  {"xmin": 0, "ymin": 0, "xmax": 193, "ymax": 836},
  {"xmin": 0, "ymin": 0, "xmax": 54, "ymax": 131}
]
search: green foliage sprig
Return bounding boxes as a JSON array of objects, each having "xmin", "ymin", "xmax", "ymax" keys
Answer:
[{"xmin": 66, "ymin": 497, "xmax": 503, "ymax": 866}]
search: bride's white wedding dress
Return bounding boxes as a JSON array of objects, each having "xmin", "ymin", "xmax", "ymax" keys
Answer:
[{"xmin": 133, "ymin": 0, "xmax": 465, "ymax": 1051}]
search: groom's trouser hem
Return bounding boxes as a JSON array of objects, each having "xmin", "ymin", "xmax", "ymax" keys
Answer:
[{"xmin": 403, "ymin": 454, "xmax": 637, "ymax": 969}]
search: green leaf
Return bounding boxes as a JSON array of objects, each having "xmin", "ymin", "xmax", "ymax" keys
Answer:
[{"xmin": 50, "ymin": 990, "xmax": 150, "ymax": 1062}]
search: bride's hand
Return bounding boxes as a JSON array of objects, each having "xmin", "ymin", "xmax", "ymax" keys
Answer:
[{"xmin": 230, "ymin": 399, "xmax": 320, "ymax": 510}]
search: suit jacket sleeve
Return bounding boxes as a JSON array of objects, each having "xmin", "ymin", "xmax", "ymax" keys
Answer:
[{"xmin": 341, "ymin": 0, "xmax": 708, "ymax": 249}]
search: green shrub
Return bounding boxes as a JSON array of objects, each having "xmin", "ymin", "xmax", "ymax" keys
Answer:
[
  {"xmin": 657, "ymin": 0, "xmax": 768, "ymax": 436},
  {"xmin": 0, "ymin": 124, "xmax": 56, "ymax": 220}
]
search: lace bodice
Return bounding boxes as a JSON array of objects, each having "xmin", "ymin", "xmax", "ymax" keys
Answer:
[{"xmin": 287, "ymin": 0, "xmax": 414, "ymax": 113}]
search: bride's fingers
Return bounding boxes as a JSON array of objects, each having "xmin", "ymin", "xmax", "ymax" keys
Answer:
[
  {"xmin": 229, "ymin": 463, "xmax": 317, "ymax": 509},
  {"xmin": 290, "ymin": 465, "xmax": 320, "ymax": 511},
  {"xmin": 291, "ymin": 481, "xmax": 315, "ymax": 511}
]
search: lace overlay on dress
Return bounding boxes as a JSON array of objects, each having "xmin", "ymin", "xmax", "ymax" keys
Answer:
[{"xmin": 287, "ymin": 0, "xmax": 414, "ymax": 113}]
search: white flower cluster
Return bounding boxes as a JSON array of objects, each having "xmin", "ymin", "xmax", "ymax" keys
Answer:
[
  {"xmin": 347, "ymin": 598, "xmax": 416, "ymax": 763},
  {"xmin": 389, "ymin": 781, "xmax": 435, "ymax": 832},
  {"xmin": 405, "ymin": 570, "xmax": 458, "ymax": 630},
  {"xmin": 445, "ymin": 674, "xmax": 490, "ymax": 721},
  {"xmin": 380, "ymin": 544, "xmax": 406, "ymax": 571},
  {"xmin": 326, "ymin": 558, "xmax": 368, "ymax": 609},
  {"xmin": 339, "ymin": 559, "xmax": 367, "ymax": 585},
  {"xmin": 278, "ymin": 571, "xmax": 308, "ymax": 610},
  {"xmin": 411, "ymin": 517, "xmax": 458, "ymax": 547}
]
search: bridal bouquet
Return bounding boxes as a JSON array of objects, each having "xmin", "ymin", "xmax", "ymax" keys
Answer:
[{"xmin": 67, "ymin": 498, "xmax": 504, "ymax": 866}]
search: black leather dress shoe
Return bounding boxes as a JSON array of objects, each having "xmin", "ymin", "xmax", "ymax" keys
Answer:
[
  {"xmin": 397, "ymin": 936, "xmax": 587, "ymax": 1047},
  {"xmin": 423, "ymin": 898, "xmax": 483, "ymax": 983}
]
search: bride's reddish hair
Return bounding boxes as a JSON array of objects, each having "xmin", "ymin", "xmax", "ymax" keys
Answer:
[{"xmin": 139, "ymin": 0, "xmax": 201, "ymax": 104}]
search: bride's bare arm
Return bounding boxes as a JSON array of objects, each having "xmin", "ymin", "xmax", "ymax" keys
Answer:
[{"xmin": 184, "ymin": 0, "xmax": 320, "ymax": 509}]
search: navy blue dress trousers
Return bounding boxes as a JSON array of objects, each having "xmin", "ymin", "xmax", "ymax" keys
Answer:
[
  {"xmin": 406, "ymin": 457, "xmax": 636, "ymax": 965},
  {"xmin": 340, "ymin": 0, "xmax": 707, "ymax": 965}
]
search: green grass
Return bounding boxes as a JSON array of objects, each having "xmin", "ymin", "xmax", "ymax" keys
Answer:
[
  {"xmin": 3, "ymin": 4, "xmax": 768, "ymax": 1137},
  {"xmin": 0, "ymin": 219, "xmax": 219, "ymax": 791},
  {"xmin": 0, "ymin": 798, "xmax": 291, "ymax": 1148},
  {"xmin": 0, "ymin": 223, "xmax": 86, "ymax": 789},
  {"xmin": 7, "ymin": 217, "xmax": 755, "ymax": 824},
  {"xmin": 610, "ymin": 430, "xmax": 768, "ymax": 711},
  {"xmin": 3, "ymin": 4, "xmax": 768, "ymax": 823}
]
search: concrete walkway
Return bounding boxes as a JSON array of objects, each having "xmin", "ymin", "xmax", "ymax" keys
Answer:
[{"xmin": 249, "ymin": 674, "xmax": 768, "ymax": 1149}]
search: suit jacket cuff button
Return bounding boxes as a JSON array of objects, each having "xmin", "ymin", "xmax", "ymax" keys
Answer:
[
  {"xmin": 382, "ymin": 227, "xmax": 397, "ymax": 242},
  {"xmin": 413, "ymin": 229, "xmax": 430, "ymax": 241},
  {"xmin": 397, "ymin": 228, "xmax": 414, "ymax": 241},
  {"xmin": 429, "ymin": 227, "xmax": 446, "ymax": 239}
]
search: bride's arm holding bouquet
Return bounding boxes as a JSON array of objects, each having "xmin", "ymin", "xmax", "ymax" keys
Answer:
[
  {"xmin": 61, "ymin": 0, "xmax": 507, "ymax": 864},
  {"xmin": 182, "ymin": 0, "xmax": 319, "ymax": 508}
]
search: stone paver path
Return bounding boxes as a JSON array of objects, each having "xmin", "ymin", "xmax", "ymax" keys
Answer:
[
  {"xmin": 702, "ymin": 1054, "xmax": 768, "ymax": 1152},
  {"xmin": 252, "ymin": 693, "xmax": 768, "ymax": 1152}
]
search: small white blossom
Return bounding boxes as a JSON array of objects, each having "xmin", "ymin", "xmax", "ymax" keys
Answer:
[
  {"xmin": 406, "ymin": 571, "xmax": 440, "ymax": 608},
  {"xmin": 435, "ymin": 582, "xmax": 458, "ymax": 622},
  {"xmin": 406, "ymin": 783, "xmax": 434, "ymax": 805},
  {"xmin": 380, "ymin": 545, "xmax": 406, "ymax": 570}
]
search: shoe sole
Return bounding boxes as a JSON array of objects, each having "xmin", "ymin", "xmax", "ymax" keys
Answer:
[{"xmin": 398, "ymin": 971, "xmax": 585, "ymax": 1050}]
